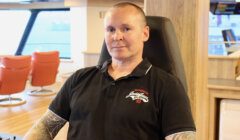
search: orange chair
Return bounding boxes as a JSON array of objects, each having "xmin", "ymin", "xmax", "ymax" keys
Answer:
[
  {"xmin": 0, "ymin": 55, "xmax": 31, "ymax": 106},
  {"xmin": 28, "ymin": 51, "xmax": 60, "ymax": 96}
]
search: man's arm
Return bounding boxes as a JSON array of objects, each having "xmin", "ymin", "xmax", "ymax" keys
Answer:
[
  {"xmin": 23, "ymin": 109, "xmax": 67, "ymax": 140},
  {"xmin": 165, "ymin": 131, "xmax": 196, "ymax": 140}
]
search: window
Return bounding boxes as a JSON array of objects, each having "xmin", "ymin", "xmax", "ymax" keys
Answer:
[
  {"xmin": 0, "ymin": 10, "xmax": 30, "ymax": 54},
  {"xmin": 20, "ymin": 9, "xmax": 71, "ymax": 59},
  {"xmin": 209, "ymin": 12, "xmax": 240, "ymax": 55}
]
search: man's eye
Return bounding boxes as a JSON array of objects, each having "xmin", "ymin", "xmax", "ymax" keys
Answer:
[
  {"xmin": 123, "ymin": 27, "xmax": 130, "ymax": 32},
  {"xmin": 107, "ymin": 27, "xmax": 115, "ymax": 32}
]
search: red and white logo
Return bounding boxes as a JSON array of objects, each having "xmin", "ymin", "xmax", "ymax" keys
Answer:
[{"xmin": 125, "ymin": 89, "xmax": 149, "ymax": 104}]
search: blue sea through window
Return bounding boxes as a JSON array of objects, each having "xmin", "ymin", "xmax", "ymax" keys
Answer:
[{"xmin": 21, "ymin": 10, "xmax": 71, "ymax": 59}]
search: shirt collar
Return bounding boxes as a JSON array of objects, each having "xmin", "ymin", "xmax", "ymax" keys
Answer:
[{"xmin": 98, "ymin": 58, "xmax": 152, "ymax": 78}]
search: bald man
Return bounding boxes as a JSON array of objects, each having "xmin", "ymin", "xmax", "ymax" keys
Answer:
[{"xmin": 24, "ymin": 2, "xmax": 196, "ymax": 140}]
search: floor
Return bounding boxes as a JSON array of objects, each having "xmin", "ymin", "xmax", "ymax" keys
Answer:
[{"xmin": 0, "ymin": 81, "xmax": 68, "ymax": 139}]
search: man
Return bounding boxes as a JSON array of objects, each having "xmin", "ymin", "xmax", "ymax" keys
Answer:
[{"xmin": 24, "ymin": 2, "xmax": 196, "ymax": 140}]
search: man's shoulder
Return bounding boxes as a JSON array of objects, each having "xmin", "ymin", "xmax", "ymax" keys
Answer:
[
  {"xmin": 149, "ymin": 65, "xmax": 184, "ymax": 88},
  {"xmin": 66, "ymin": 65, "xmax": 100, "ymax": 82},
  {"xmin": 76, "ymin": 65, "xmax": 99, "ymax": 73},
  {"xmin": 150, "ymin": 65, "xmax": 175, "ymax": 80}
]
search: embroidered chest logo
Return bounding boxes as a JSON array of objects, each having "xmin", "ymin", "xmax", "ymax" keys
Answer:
[{"xmin": 125, "ymin": 89, "xmax": 149, "ymax": 104}]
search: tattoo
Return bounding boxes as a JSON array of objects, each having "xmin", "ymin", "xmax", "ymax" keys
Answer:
[
  {"xmin": 41, "ymin": 110, "xmax": 67, "ymax": 139},
  {"xmin": 24, "ymin": 109, "xmax": 67, "ymax": 140},
  {"xmin": 165, "ymin": 131, "xmax": 196, "ymax": 140}
]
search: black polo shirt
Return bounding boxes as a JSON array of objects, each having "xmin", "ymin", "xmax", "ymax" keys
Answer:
[{"xmin": 49, "ymin": 59, "xmax": 195, "ymax": 140}]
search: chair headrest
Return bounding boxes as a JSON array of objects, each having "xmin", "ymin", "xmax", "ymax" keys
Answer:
[
  {"xmin": 143, "ymin": 16, "xmax": 177, "ymax": 74},
  {"xmin": 33, "ymin": 51, "xmax": 59, "ymax": 63},
  {"xmin": 0, "ymin": 55, "xmax": 31, "ymax": 69}
]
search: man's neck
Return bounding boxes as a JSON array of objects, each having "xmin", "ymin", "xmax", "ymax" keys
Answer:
[{"xmin": 108, "ymin": 57, "xmax": 142, "ymax": 80}]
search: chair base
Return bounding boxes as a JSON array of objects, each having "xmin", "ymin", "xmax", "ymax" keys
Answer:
[
  {"xmin": 27, "ymin": 88, "xmax": 56, "ymax": 96},
  {"xmin": 0, "ymin": 97, "xmax": 26, "ymax": 107}
]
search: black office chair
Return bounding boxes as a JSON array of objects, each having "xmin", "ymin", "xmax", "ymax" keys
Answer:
[{"xmin": 98, "ymin": 16, "xmax": 187, "ymax": 92}]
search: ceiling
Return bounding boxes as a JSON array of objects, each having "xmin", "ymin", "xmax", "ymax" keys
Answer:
[
  {"xmin": 87, "ymin": 0, "xmax": 143, "ymax": 6},
  {"xmin": 0, "ymin": 0, "xmax": 144, "ymax": 8},
  {"xmin": 0, "ymin": 0, "xmax": 63, "ymax": 3},
  {"xmin": 0, "ymin": 0, "xmax": 143, "ymax": 3}
]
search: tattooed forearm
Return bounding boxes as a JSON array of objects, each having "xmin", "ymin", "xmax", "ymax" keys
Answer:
[
  {"xmin": 165, "ymin": 131, "xmax": 196, "ymax": 140},
  {"xmin": 27, "ymin": 120, "xmax": 52, "ymax": 140},
  {"xmin": 23, "ymin": 109, "xmax": 67, "ymax": 140},
  {"xmin": 43, "ymin": 110, "xmax": 67, "ymax": 138}
]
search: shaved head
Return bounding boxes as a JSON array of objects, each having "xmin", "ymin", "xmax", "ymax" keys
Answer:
[{"xmin": 105, "ymin": 2, "xmax": 147, "ymax": 27}]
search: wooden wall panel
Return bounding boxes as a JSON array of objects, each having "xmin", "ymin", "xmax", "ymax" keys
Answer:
[
  {"xmin": 145, "ymin": 0, "xmax": 209, "ymax": 140},
  {"xmin": 145, "ymin": 0, "xmax": 196, "ymax": 109},
  {"xmin": 195, "ymin": 0, "xmax": 209, "ymax": 139}
]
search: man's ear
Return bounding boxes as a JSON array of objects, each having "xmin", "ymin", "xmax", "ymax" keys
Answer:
[{"xmin": 143, "ymin": 26, "xmax": 150, "ymax": 42}]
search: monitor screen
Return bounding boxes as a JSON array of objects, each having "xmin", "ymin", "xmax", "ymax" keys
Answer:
[
  {"xmin": 235, "ymin": 3, "xmax": 240, "ymax": 14},
  {"xmin": 222, "ymin": 29, "xmax": 236, "ymax": 48},
  {"xmin": 215, "ymin": 2, "xmax": 236, "ymax": 14}
]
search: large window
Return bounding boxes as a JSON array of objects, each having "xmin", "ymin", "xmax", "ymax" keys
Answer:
[
  {"xmin": 0, "ymin": 8, "xmax": 71, "ymax": 59},
  {"xmin": 209, "ymin": 12, "xmax": 240, "ymax": 55},
  {"xmin": 21, "ymin": 9, "xmax": 71, "ymax": 59},
  {"xmin": 0, "ymin": 10, "xmax": 30, "ymax": 54}
]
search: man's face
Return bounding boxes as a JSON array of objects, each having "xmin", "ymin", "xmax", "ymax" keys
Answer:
[{"xmin": 104, "ymin": 6, "xmax": 149, "ymax": 61}]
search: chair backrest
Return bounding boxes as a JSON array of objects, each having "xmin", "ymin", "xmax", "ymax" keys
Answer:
[
  {"xmin": 31, "ymin": 51, "xmax": 60, "ymax": 86},
  {"xmin": 98, "ymin": 16, "xmax": 187, "ymax": 91},
  {"xmin": 0, "ymin": 55, "xmax": 31, "ymax": 94},
  {"xmin": 222, "ymin": 29, "xmax": 237, "ymax": 48}
]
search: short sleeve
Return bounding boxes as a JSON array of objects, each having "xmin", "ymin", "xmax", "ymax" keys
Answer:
[
  {"xmin": 160, "ymin": 75, "xmax": 196, "ymax": 137},
  {"xmin": 49, "ymin": 72, "xmax": 76, "ymax": 121}
]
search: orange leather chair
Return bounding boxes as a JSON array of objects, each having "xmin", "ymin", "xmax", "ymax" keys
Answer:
[
  {"xmin": 0, "ymin": 55, "xmax": 31, "ymax": 106},
  {"xmin": 28, "ymin": 51, "xmax": 60, "ymax": 96}
]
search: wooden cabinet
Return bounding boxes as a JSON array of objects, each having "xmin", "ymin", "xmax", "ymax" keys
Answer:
[
  {"xmin": 208, "ymin": 56, "xmax": 240, "ymax": 140},
  {"xmin": 208, "ymin": 79, "xmax": 240, "ymax": 140}
]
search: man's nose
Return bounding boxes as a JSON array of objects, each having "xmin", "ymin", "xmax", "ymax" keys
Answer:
[{"xmin": 113, "ymin": 30, "xmax": 124, "ymax": 40}]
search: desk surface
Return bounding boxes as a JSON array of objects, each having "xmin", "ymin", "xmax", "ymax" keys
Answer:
[
  {"xmin": 208, "ymin": 78, "xmax": 240, "ymax": 91},
  {"xmin": 226, "ymin": 45, "xmax": 240, "ymax": 53}
]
